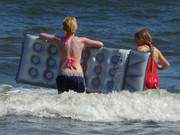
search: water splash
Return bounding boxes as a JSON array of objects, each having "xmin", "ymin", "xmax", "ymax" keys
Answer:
[{"xmin": 0, "ymin": 84, "xmax": 180, "ymax": 122}]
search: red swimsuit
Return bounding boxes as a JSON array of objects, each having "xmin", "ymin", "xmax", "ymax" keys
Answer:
[{"xmin": 145, "ymin": 58, "xmax": 160, "ymax": 89}]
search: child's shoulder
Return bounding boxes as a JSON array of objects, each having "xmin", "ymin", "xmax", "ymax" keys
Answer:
[
  {"xmin": 153, "ymin": 47, "xmax": 160, "ymax": 53},
  {"xmin": 136, "ymin": 46, "xmax": 149, "ymax": 52},
  {"xmin": 75, "ymin": 36, "xmax": 87, "ymax": 43},
  {"xmin": 153, "ymin": 47, "xmax": 163, "ymax": 58}
]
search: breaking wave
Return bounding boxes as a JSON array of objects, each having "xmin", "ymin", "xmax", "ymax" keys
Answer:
[{"xmin": 0, "ymin": 84, "xmax": 180, "ymax": 122}]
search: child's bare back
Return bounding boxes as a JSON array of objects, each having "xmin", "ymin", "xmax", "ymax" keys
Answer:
[{"xmin": 39, "ymin": 17, "xmax": 103, "ymax": 93}]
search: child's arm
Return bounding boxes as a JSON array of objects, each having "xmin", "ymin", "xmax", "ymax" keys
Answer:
[
  {"xmin": 82, "ymin": 37, "xmax": 104, "ymax": 48},
  {"xmin": 39, "ymin": 33, "xmax": 60, "ymax": 44},
  {"xmin": 157, "ymin": 49, "xmax": 170, "ymax": 70}
]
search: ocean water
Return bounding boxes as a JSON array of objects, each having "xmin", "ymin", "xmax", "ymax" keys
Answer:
[{"xmin": 0, "ymin": 0, "xmax": 180, "ymax": 134}]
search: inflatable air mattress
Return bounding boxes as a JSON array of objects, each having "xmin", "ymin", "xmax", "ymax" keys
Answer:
[{"xmin": 16, "ymin": 34, "xmax": 150, "ymax": 92}]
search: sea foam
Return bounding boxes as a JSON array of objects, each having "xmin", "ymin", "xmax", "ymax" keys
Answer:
[{"xmin": 0, "ymin": 84, "xmax": 180, "ymax": 122}]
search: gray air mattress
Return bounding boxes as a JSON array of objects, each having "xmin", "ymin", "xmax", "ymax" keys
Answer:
[{"xmin": 16, "ymin": 34, "xmax": 150, "ymax": 93}]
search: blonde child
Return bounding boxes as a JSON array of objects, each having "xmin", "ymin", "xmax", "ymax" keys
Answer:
[{"xmin": 40, "ymin": 17, "xmax": 104, "ymax": 93}]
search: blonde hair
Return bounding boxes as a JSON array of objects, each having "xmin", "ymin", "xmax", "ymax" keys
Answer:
[
  {"xmin": 63, "ymin": 17, "xmax": 78, "ymax": 34},
  {"xmin": 134, "ymin": 28, "xmax": 153, "ymax": 48}
]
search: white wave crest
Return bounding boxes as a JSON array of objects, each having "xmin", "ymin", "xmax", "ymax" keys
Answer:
[{"xmin": 0, "ymin": 84, "xmax": 180, "ymax": 122}]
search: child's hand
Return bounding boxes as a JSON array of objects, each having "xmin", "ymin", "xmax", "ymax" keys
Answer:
[{"xmin": 158, "ymin": 64, "xmax": 164, "ymax": 70}]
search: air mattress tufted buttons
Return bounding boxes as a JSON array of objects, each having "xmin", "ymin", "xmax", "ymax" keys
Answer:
[
  {"xmin": 48, "ymin": 45, "xmax": 57, "ymax": 55},
  {"xmin": 94, "ymin": 65, "xmax": 102, "ymax": 75},
  {"xmin": 31, "ymin": 55, "xmax": 40, "ymax": 65},
  {"xmin": 33, "ymin": 42, "xmax": 43, "ymax": 52},
  {"xmin": 96, "ymin": 52, "xmax": 104, "ymax": 63},
  {"xmin": 111, "ymin": 54, "xmax": 122, "ymax": 65},
  {"xmin": 43, "ymin": 70, "xmax": 54, "ymax": 80},
  {"xmin": 109, "ymin": 67, "xmax": 117, "ymax": 77},
  {"xmin": 28, "ymin": 67, "xmax": 39, "ymax": 77},
  {"xmin": 91, "ymin": 77, "xmax": 101, "ymax": 89},
  {"xmin": 46, "ymin": 57, "xmax": 56, "ymax": 68}
]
